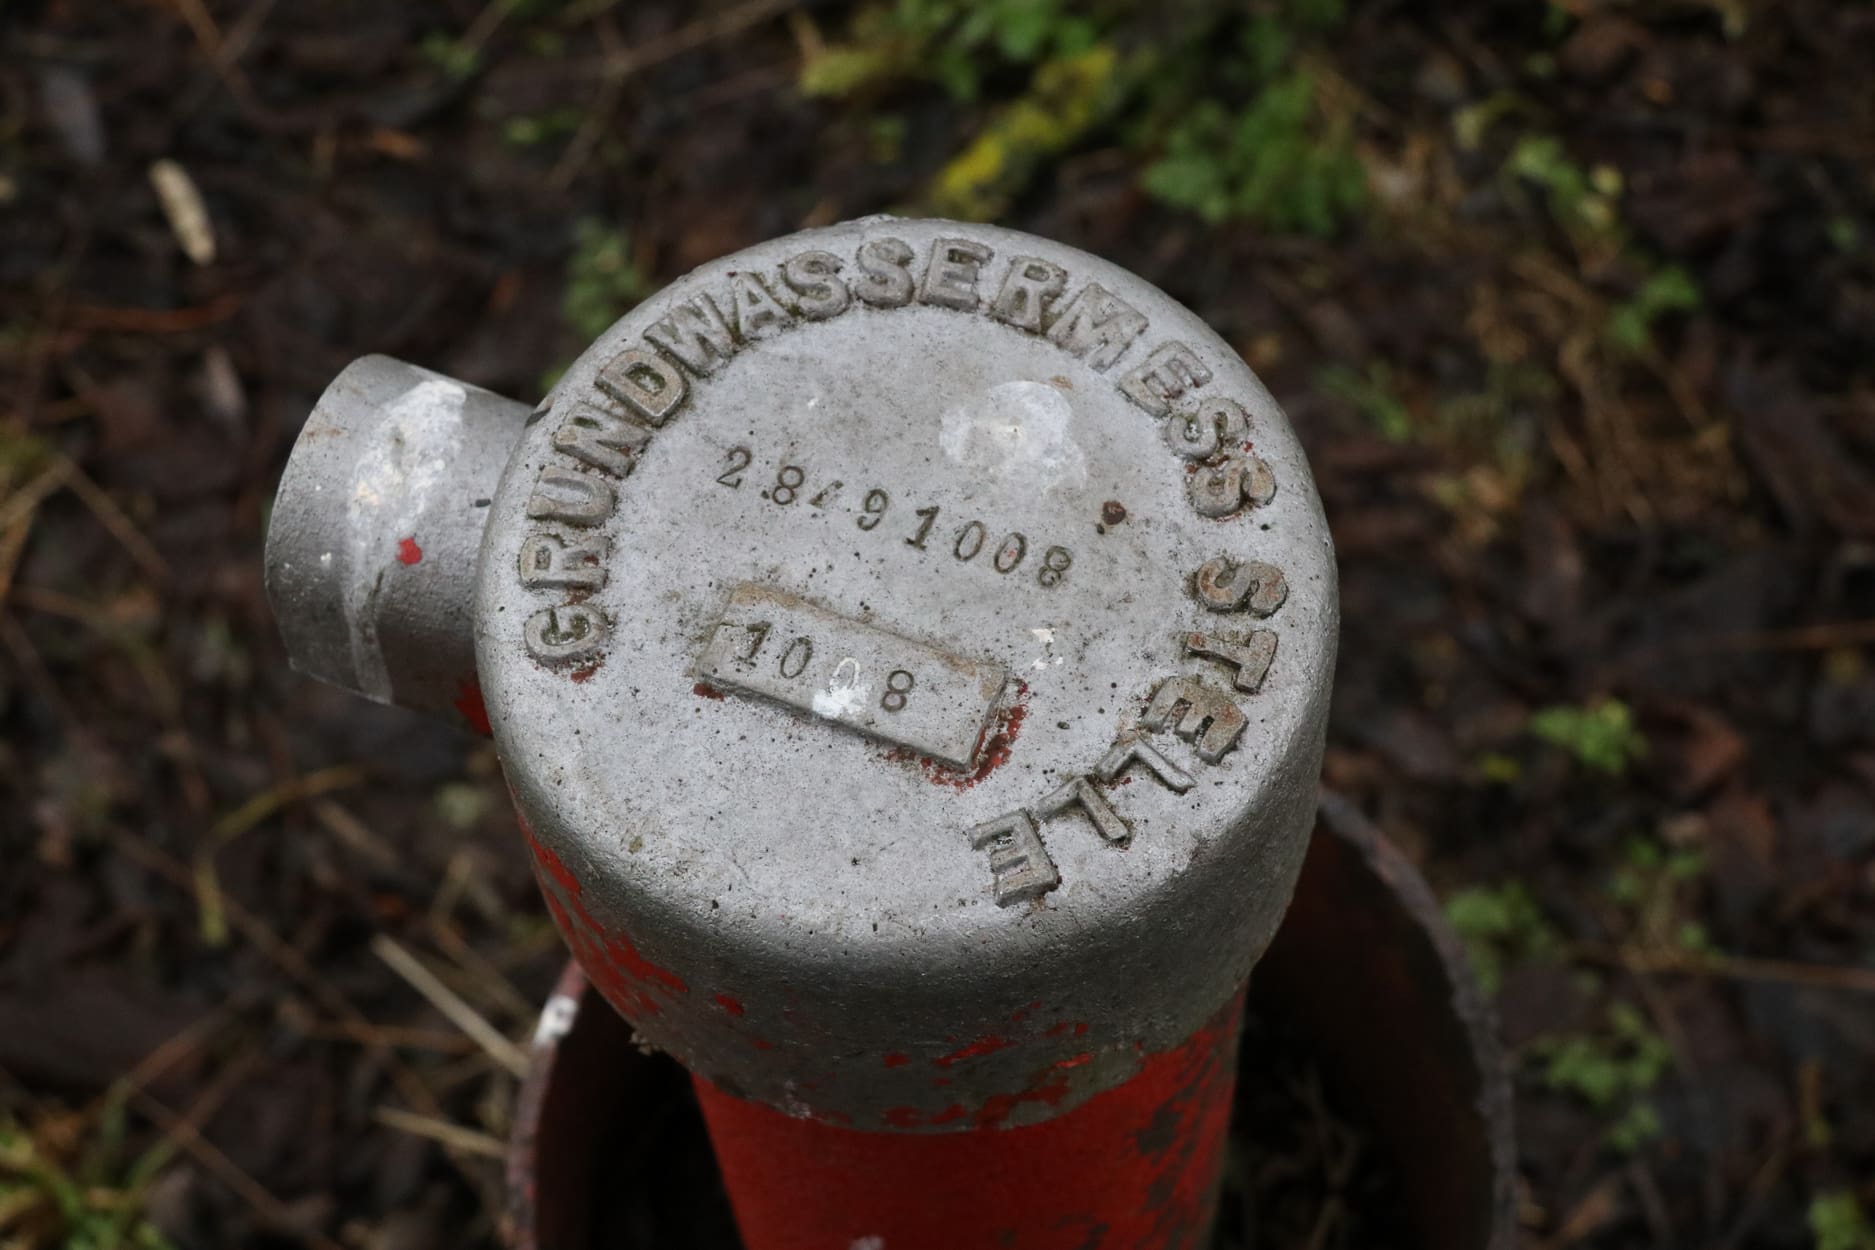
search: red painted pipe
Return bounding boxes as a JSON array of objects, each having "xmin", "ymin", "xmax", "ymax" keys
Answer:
[
  {"xmin": 523, "ymin": 821, "xmax": 1245, "ymax": 1247},
  {"xmin": 693, "ymin": 992, "xmax": 1243, "ymax": 1250}
]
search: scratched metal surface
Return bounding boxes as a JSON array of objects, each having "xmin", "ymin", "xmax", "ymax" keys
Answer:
[{"xmin": 473, "ymin": 218, "xmax": 1338, "ymax": 1127}]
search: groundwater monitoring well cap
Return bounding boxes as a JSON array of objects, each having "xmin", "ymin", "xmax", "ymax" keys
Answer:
[{"xmin": 477, "ymin": 218, "xmax": 1336, "ymax": 1129}]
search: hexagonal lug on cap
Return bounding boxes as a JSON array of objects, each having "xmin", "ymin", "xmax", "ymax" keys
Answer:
[{"xmin": 264, "ymin": 355, "xmax": 530, "ymax": 722}]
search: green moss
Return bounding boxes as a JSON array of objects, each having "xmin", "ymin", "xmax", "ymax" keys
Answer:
[
  {"xmin": 800, "ymin": 0, "xmax": 1097, "ymax": 101},
  {"xmin": 928, "ymin": 44, "xmax": 1123, "ymax": 220}
]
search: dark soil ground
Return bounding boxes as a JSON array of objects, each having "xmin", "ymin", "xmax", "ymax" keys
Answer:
[{"xmin": 3, "ymin": 1, "xmax": 1873, "ymax": 1248}]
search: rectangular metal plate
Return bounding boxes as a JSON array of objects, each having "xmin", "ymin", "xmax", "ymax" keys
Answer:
[{"xmin": 695, "ymin": 584, "xmax": 1008, "ymax": 770}]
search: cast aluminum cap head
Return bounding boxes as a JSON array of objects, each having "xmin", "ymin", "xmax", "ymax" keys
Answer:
[{"xmin": 479, "ymin": 218, "xmax": 1336, "ymax": 1130}]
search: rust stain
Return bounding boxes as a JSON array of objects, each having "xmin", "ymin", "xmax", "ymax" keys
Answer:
[
  {"xmin": 887, "ymin": 682, "xmax": 1029, "ymax": 790},
  {"xmin": 1101, "ymin": 501, "xmax": 1127, "ymax": 526},
  {"xmin": 692, "ymin": 681, "xmax": 727, "ymax": 700}
]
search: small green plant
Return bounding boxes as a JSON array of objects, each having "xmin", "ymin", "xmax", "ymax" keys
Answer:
[
  {"xmin": 1529, "ymin": 698, "xmax": 1647, "ymax": 776},
  {"xmin": 420, "ymin": 32, "xmax": 481, "ymax": 80},
  {"xmin": 434, "ymin": 781, "xmax": 491, "ymax": 832},
  {"xmin": 1504, "ymin": 133, "xmax": 1622, "ymax": 242},
  {"xmin": 502, "ymin": 107, "xmax": 583, "ymax": 149},
  {"xmin": 0, "ymin": 1112, "xmax": 176, "ymax": 1250},
  {"xmin": 1142, "ymin": 67, "xmax": 1366, "ymax": 236},
  {"xmin": 1474, "ymin": 752, "xmax": 1523, "ymax": 784},
  {"xmin": 561, "ymin": 219, "xmax": 652, "ymax": 345},
  {"xmin": 1607, "ymin": 265, "xmax": 1700, "ymax": 351},
  {"xmin": 1532, "ymin": 1001, "xmax": 1672, "ymax": 1153},
  {"xmin": 1811, "ymin": 1192, "xmax": 1875, "ymax": 1250},
  {"xmin": 1318, "ymin": 361, "xmax": 1412, "ymax": 440},
  {"xmin": 1609, "ymin": 836, "xmax": 1712, "ymax": 953},
  {"xmin": 1445, "ymin": 881, "xmax": 1561, "ymax": 992}
]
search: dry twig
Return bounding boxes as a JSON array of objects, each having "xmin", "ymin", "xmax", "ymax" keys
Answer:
[{"xmin": 371, "ymin": 936, "xmax": 531, "ymax": 1079}]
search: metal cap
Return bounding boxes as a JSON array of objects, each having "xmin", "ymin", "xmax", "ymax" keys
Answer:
[
  {"xmin": 477, "ymin": 219, "xmax": 1337, "ymax": 1130},
  {"xmin": 265, "ymin": 355, "xmax": 527, "ymax": 722}
]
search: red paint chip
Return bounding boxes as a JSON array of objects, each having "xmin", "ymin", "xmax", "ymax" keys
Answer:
[
  {"xmin": 396, "ymin": 536, "xmax": 423, "ymax": 565},
  {"xmin": 453, "ymin": 680, "xmax": 492, "ymax": 736}
]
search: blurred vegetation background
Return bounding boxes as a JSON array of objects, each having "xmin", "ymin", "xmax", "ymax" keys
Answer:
[{"xmin": 2, "ymin": 1, "xmax": 1873, "ymax": 1247}]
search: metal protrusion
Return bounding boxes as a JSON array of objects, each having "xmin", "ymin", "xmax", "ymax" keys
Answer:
[{"xmin": 264, "ymin": 355, "xmax": 529, "ymax": 724}]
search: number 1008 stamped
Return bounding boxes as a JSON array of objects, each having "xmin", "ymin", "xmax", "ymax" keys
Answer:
[{"xmin": 695, "ymin": 584, "xmax": 1009, "ymax": 771}]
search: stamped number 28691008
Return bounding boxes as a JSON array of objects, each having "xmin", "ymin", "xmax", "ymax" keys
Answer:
[{"xmin": 714, "ymin": 445, "xmax": 1074, "ymax": 590}]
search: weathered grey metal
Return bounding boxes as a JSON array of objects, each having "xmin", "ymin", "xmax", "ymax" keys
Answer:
[
  {"xmin": 480, "ymin": 218, "xmax": 1337, "ymax": 1128},
  {"xmin": 267, "ymin": 218, "xmax": 1339, "ymax": 1131},
  {"xmin": 264, "ymin": 356, "xmax": 527, "ymax": 721}
]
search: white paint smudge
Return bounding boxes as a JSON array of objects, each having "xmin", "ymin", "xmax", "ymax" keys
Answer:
[
  {"xmin": 343, "ymin": 378, "xmax": 465, "ymax": 702},
  {"xmin": 533, "ymin": 994, "xmax": 578, "ymax": 1046},
  {"xmin": 939, "ymin": 380, "xmax": 1087, "ymax": 491},
  {"xmin": 1029, "ymin": 626, "xmax": 1065, "ymax": 672},
  {"xmin": 850, "ymin": 1239, "xmax": 886, "ymax": 1250},
  {"xmin": 780, "ymin": 1081, "xmax": 816, "ymax": 1120},
  {"xmin": 812, "ymin": 656, "xmax": 871, "ymax": 719}
]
